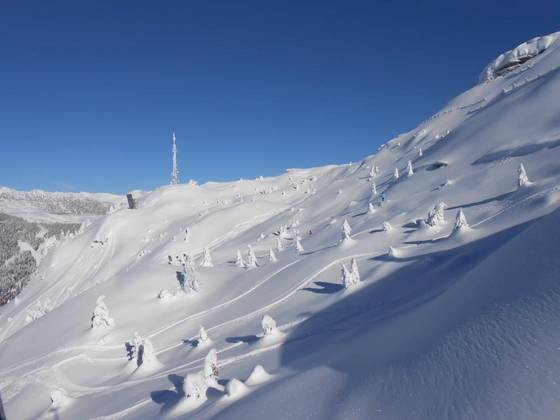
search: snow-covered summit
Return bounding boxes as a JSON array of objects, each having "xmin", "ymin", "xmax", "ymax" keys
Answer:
[{"xmin": 2, "ymin": 32, "xmax": 560, "ymax": 419}]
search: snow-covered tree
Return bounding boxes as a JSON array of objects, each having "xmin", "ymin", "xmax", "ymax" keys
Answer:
[
  {"xmin": 276, "ymin": 236, "xmax": 284, "ymax": 251},
  {"xmin": 268, "ymin": 248, "xmax": 278, "ymax": 263},
  {"xmin": 184, "ymin": 228, "xmax": 190, "ymax": 242},
  {"xmin": 418, "ymin": 147, "xmax": 423, "ymax": 157},
  {"xmin": 368, "ymin": 166, "xmax": 376, "ymax": 179},
  {"xmin": 203, "ymin": 349, "xmax": 219, "ymax": 383},
  {"xmin": 407, "ymin": 160, "xmax": 414, "ymax": 177},
  {"xmin": 368, "ymin": 202, "xmax": 376, "ymax": 214},
  {"xmin": 425, "ymin": 202, "xmax": 447, "ymax": 228},
  {"xmin": 128, "ymin": 332, "xmax": 156, "ymax": 367},
  {"xmin": 341, "ymin": 263, "xmax": 358, "ymax": 288},
  {"xmin": 371, "ymin": 181, "xmax": 377, "ymax": 196},
  {"xmin": 394, "ymin": 167, "xmax": 399, "ymax": 180},
  {"xmin": 183, "ymin": 256, "xmax": 200, "ymax": 293},
  {"xmin": 199, "ymin": 326, "xmax": 209, "ymax": 344},
  {"xmin": 91, "ymin": 295, "xmax": 115, "ymax": 330},
  {"xmin": 518, "ymin": 163, "xmax": 531, "ymax": 188},
  {"xmin": 387, "ymin": 246, "xmax": 397, "ymax": 257},
  {"xmin": 200, "ymin": 247, "xmax": 213, "ymax": 267},
  {"xmin": 235, "ymin": 249, "xmax": 245, "ymax": 268},
  {"xmin": 246, "ymin": 245, "xmax": 258, "ymax": 268},
  {"xmin": 295, "ymin": 237, "xmax": 304, "ymax": 253},
  {"xmin": 50, "ymin": 389, "xmax": 67, "ymax": 409},
  {"xmin": 350, "ymin": 258, "xmax": 360, "ymax": 282},
  {"xmin": 382, "ymin": 221, "xmax": 392, "ymax": 232},
  {"xmin": 341, "ymin": 219, "xmax": 352, "ymax": 242},
  {"xmin": 452, "ymin": 209, "xmax": 470, "ymax": 234},
  {"xmin": 261, "ymin": 314, "xmax": 277, "ymax": 336},
  {"xmin": 185, "ymin": 372, "xmax": 208, "ymax": 401}
]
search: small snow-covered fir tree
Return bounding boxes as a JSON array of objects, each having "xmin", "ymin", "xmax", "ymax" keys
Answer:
[
  {"xmin": 184, "ymin": 256, "xmax": 200, "ymax": 293},
  {"xmin": 342, "ymin": 263, "xmax": 358, "ymax": 288},
  {"xmin": 407, "ymin": 160, "xmax": 414, "ymax": 177},
  {"xmin": 350, "ymin": 258, "xmax": 360, "ymax": 283},
  {"xmin": 261, "ymin": 314, "xmax": 277, "ymax": 337},
  {"xmin": 246, "ymin": 245, "xmax": 258, "ymax": 268},
  {"xmin": 368, "ymin": 202, "xmax": 376, "ymax": 214},
  {"xmin": 185, "ymin": 372, "xmax": 208, "ymax": 401},
  {"xmin": 199, "ymin": 326, "xmax": 209, "ymax": 344},
  {"xmin": 184, "ymin": 228, "xmax": 190, "ymax": 242},
  {"xmin": 371, "ymin": 181, "xmax": 377, "ymax": 196},
  {"xmin": 518, "ymin": 163, "xmax": 531, "ymax": 188},
  {"xmin": 418, "ymin": 147, "xmax": 423, "ymax": 157},
  {"xmin": 382, "ymin": 221, "xmax": 392, "ymax": 232},
  {"xmin": 203, "ymin": 349, "xmax": 219, "ymax": 383},
  {"xmin": 128, "ymin": 332, "xmax": 156, "ymax": 367},
  {"xmin": 268, "ymin": 248, "xmax": 278, "ymax": 263},
  {"xmin": 295, "ymin": 237, "xmax": 304, "ymax": 253},
  {"xmin": 368, "ymin": 166, "xmax": 376, "ymax": 179},
  {"xmin": 425, "ymin": 202, "xmax": 447, "ymax": 228},
  {"xmin": 200, "ymin": 247, "xmax": 213, "ymax": 267},
  {"xmin": 394, "ymin": 167, "xmax": 399, "ymax": 180},
  {"xmin": 387, "ymin": 246, "xmax": 397, "ymax": 257},
  {"xmin": 452, "ymin": 209, "xmax": 470, "ymax": 234},
  {"xmin": 276, "ymin": 236, "xmax": 284, "ymax": 251},
  {"xmin": 235, "ymin": 249, "xmax": 246, "ymax": 268},
  {"xmin": 91, "ymin": 295, "xmax": 115, "ymax": 330},
  {"xmin": 341, "ymin": 219, "xmax": 352, "ymax": 242}
]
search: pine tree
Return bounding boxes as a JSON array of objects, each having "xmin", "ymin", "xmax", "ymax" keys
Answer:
[
  {"xmin": 341, "ymin": 219, "xmax": 352, "ymax": 242},
  {"xmin": 235, "ymin": 249, "xmax": 246, "ymax": 268},
  {"xmin": 368, "ymin": 166, "xmax": 376, "ymax": 179},
  {"xmin": 418, "ymin": 147, "xmax": 423, "ymax": 157},
  {"xmin": 382, "ymin": 221, "xmax": 392, "ymax": 232},
  {"xmin": 200, "ymin": 247, "xmax": 213, "ymax": 267},
  {"xmin": 387, "ymin": 246, "xmax": 397, "ymax": 257},
  {"xmin": 518, "ymin": 163, "xmax": 531, "ymax": 188},
  {"xmin": 350, "ymin": 258, "xmax": 360, "ymax": 283},
  {"xmin": 394, "ymin": 167, "xmax": 399, "ymax": 180},
  {"xmin": 342, "ymin": 263, "xmax": 357, "ymax": 288},
  {"xmin": 184, "ymin": 228, "xmax": 190, "ymax": 242},
  {"xmin": 452, "ymin": 209, "xmax": 470, "ymax": 234},
  {"xmin": 368, "ymin": 202, "xmax": 376, "ymax": 214},
  {"xmin": 261, "ymin": 314, "xmax": 277, "ymax": 336},
  {"xmin": 425, "ymin": 202, "xmax": 447, "ymax": 228},
  {"xmin": 295, "ymin": 237, "xmax": 304, "ymax": 253},
  {"xmin": 246, "ymin": 245, "xmax": 258, "ymax": 268},
  {"xmin": 268, "ymin": 248, "xmax": 278, "ymax": 263},
  {"xmin": 371, "ymin": 181, "xmax": 377, "ymax": 196},
  {"xmin": 203, "ymin": 349, "xmax": 219, "ymax": 383},
  {"xmin": 199, "ymin": 326, "xmax": 209, "ymax": 344},
  {"xmin": 91, "ymin": 295, "xmax": 115, "ymax": 329},
  {"xmin": 407, "ymin": 160, "xmax": 414, "ymax": 177},
  {"xmin": 276, "ymin": 236, "xmax": 284, "ymax": 251},
  {"xmin": 184, "ymin": 256, "xmax": 200, "ymax": 293}
]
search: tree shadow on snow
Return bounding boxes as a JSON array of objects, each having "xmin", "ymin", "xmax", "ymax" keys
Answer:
[
  {"xmin": 226, "ymin": 334, "xmax": 260, "ymax": 344},
  {"xmin": 447, "ymin": 190, "xmax": 512, "ymax": 210},
  {"xmin": 303, "ymin": 281, "xmax": 344, "ymax": 294},
  {"xmin": 150, "ymin": 374, "xmax": 185, "ymax": 414}
]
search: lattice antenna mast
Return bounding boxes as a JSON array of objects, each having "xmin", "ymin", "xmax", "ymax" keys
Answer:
[{"xmin": 170, "ymin": 132, "xmax": 180, "ymax": 185}]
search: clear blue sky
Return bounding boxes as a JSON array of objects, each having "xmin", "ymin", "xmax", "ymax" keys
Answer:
[{"xmin": 1, "ymin": 0, "xmax": 558, "ymax": 194}]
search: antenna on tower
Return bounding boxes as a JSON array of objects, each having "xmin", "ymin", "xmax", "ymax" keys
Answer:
[{"xmin": 170, "ymin": 132, "xmax": 180, "ymax": 185}]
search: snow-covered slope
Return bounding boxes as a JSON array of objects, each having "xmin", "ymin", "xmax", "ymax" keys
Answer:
[{"xmin": 2, "ymin": 32, "xmax": 560, "ymax": 419}]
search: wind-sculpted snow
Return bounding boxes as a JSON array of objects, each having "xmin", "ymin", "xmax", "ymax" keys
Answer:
[{"xmin": 2, "ymin": 32, "xmax": 560, "ymax": 419}]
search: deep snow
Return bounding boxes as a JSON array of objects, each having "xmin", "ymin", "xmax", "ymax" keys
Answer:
[{"xmin": 2, "ymin": 32, "xmax": 560, "ymax": 419}]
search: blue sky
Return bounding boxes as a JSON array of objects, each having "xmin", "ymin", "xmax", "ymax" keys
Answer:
[{"xmin": 1, "ymin": 0, "xmax": 558, "ymax": 194}]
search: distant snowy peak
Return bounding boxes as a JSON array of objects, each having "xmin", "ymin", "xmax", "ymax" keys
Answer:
[
  {"xmin": 0, "ymin": 186, "xmax": 124, "ymax": 223},
  {"xmin": 480, "ymin": 31, "xmax": 559, "ymax": 81}
]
